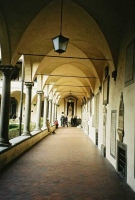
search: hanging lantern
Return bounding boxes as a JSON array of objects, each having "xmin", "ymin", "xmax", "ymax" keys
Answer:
[
  {"xmin": 52, "ymin": 0, "xmax": 69, "ymax": 54},
  {"xmin": 52, "ymin": 34, "xmax": 69, "ymax": 54}
]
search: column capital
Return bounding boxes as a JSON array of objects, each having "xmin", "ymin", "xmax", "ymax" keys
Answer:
[
  {"xmin": 44, "ymin": 95, "xmax": 48, "ymax": 98},
  {"xmin": 0, "ymin": 65, "xmax": 13, "ymax": 70},
  {"xmin": 25, "ymin": 82, "xmax": 34, "ymax": 87},
  {"xmin": 36, "ymin": 90, "xmax": 43, "ymax": 95},
  {"xmin": 0, "ymin": 65, "xmax": 14, "ymax": 77}
]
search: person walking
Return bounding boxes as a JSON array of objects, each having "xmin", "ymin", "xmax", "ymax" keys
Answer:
[
  {"xmin": 65, "ymin": 116, "xmax": 68, "ymax": 127},
  {"xmin": 60, "ymin": 112, "xmax": 65, "ymax": 127}
]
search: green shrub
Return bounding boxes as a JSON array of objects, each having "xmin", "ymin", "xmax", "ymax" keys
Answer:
[
  {"xmin": 9, "ymin": 124, "xmax": 18, "ymax": 129},
  {"xmin": 9, "ymin": 124, "xmax": 20, "ymax": 139},
  {"xmin": 8, "ymin": 122, "xmax": 36, "ymax": 139}
]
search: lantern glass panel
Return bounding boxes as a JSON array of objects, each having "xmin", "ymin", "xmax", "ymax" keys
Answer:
[{"xmin": 52, "ymin": 35, "xmax": 69, "ymax": 54}]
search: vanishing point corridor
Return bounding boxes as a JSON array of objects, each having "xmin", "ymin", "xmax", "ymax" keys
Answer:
[{"xmin": 0, "ymin": 127, "xmax": 135, "ymax": 200}]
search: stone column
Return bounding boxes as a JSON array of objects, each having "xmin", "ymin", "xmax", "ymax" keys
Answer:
[
  {"xmin": 75, "ymin": 99, "xmax": 78, "ymax": 116},
  {"xmin": 51, "ymin": 101, "xmax": 55, "ymax": 125},
  {"xmin": 53, "ymin": 102, "xmax": 55, "ymax": 121},
  {"xmin": 56, "ymin": 104, "xmax": 58, "ymax": 119},
  {"xmin": 35, "ymin": 91, "xmax": 43, "ymax": 131},
  {"xmin": 48, "ymin": 99, "xmax": 52, "ymax": 122},
  {"xmin": 54, "ymin": 103, "xmax": 57, "ymax": 119},
  {"xmin": 64, "ymin": 99, "xmax": 66, "ymax": 115},
  {"xmin": 0, "ymin": 65, "xmax": 13, "ymax": 146},
  {"xmin": 42, "ymin": 96, "xmax": 48, "ymax": 129},
  {"xmin": 22, "ymin": 82, "xmax": 34, "ymax": 136}
]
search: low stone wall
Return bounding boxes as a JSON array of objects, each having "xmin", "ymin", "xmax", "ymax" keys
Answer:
[{"xmin": 0, "ymin": 127, "xmax": 55, "ymax": 171}]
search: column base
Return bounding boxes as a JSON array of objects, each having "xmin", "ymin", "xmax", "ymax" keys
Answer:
[
  {"xmin": 41, "ymin": 126, "xmax": 47, "ymax": 130},
  {"xmin": 0, "ymin": 140, "xmax": 12, "ymax": 147},
  {"xmin": 34, "ymin": 127, "xmax": 41, "ymax": 131},
  {"xmin": 21, "ymin": 132, "xmax": 32, "ymax": 136}
]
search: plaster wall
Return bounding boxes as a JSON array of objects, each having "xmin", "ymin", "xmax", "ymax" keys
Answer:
[
  {"xmin": 97, "ymin": 93, "xmax": 103, "ymax": 151},
  {"xmin": 57, "ymin": 101, "xmax": 65, "ymax": 126},
  {"xmin": 31, "ymin": 105, "xmax": 37, "ymax": 122},
  {"xmin": 99, "ymin": 33, "xmax": 135, "ymax": 191},
  {"xmin": 104, "ymin": 76, "xmax": 119, "ymax": 169},
  {"xmin": 113, "ymin": 24, "xmax": 135, "ymax": 190},
  {"xmin": 88, "ymin": 115, "xmax": 96, "ymax": 144},
  {"xmin": 86, "ymin": 17, "xmax": 135, "ymax": 191},
  {"xmin": 123, "ymin": 83, "xmax": 135, "ymax": 189}
]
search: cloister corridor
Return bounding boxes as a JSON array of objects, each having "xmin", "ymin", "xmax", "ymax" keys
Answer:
[{"xmin": 0, "ymin": 127, "xmax": 135, "ymax": 200}]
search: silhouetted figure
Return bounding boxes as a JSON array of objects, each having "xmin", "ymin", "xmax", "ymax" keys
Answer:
[
  {"xmin": 71, "ymin": 116, "xmax": 74, "ymax": 127},
  {"xmin": 60, "ymin": 112, "xmax": 65, "ymax": 127},
  {"xmin": 65, "ymin": 116, "xmax": 68, "ymax": 127}
]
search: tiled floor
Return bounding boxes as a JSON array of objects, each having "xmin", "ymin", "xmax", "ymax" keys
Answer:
[{"xmin": 0, "ymin": 127, "xmax": 135, "ymax": 200}]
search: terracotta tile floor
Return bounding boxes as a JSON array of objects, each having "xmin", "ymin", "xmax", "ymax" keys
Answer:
[{"xmin": 0, "ymin": 127, "xmax": 135, "ymax": 200}]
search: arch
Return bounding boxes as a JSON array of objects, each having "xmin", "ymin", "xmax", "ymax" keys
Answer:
[
  {"xmin": 0, "ymin": 6, "xmax": 11, "ymax": 64},
  {"xmin": 10, "ymin": 97, "xmax": 18, "ymax": 119},
  {"xmin": 9, "ymin": 0, "xmax": 114, "ymax": 100}
]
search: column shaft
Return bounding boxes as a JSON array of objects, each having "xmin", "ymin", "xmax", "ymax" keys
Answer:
[
  {"xmin": 42, "ymin": 96, "xmax": 48, "ymax": 129},
  {"xmin": 55, "ymin": 104, "xmax": 58, "ymax": 119},
  {"xmin": 51, "ymin": 101, "xmax": 55, "ymax": 124},
  {"xmin": 22, "ymin": 82, "xmax": 34, "ymax": 136},
  {"xmin": 48, "ymin": 99, "xmax": 52, "ymax": 123},
  {"xmin": 0, "ymin": 66, "xmax": 13, "ymax": 146},
  {"xmin": 35, "ymin": 91, "xmax": 43, "ymax": 131}
]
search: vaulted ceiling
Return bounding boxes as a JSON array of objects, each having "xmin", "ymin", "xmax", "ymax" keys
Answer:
[{"xmin": 0, "ymin": 0, "xmax": 130, "ymax": 103}]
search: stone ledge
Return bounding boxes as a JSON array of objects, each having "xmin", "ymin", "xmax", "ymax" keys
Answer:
[{"xmin": 0, "ymin": 128, "xmax": 51, "ymax": 171}]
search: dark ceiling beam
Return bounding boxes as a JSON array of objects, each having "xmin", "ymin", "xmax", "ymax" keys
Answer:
[
  {"xmin": 59, "ymin": 96, "xmax": 84, "ymax": 98},
  {"xmin": 36, "ymin": 74, "xmax": 97, "ymax": 78},
  {"xmin": 18, "ymin": 53, "xmax": 111, "ymax": 61},
  {"xmin": 45, "ymin": 84, "xmax": 90, "ymax": 87},
  {"xmin": 55, "ymin": 91, "xmax": 87, "ymax": 93}
]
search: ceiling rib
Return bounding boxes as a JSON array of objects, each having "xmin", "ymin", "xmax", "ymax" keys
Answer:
[
  {"xmin": 18, "ymin": 53, "xmax": 111, "ymax": 61},
  {"xmin": 46, "ymin": 84, "xmax": 90, "ymax": 87},
  {"xmin": 56, "ymin": 91, "xmax": 87, "ymax": 93},
  {"xmin": 37, "ymin": 74, "xmax": 97, "ymax": 78}
]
